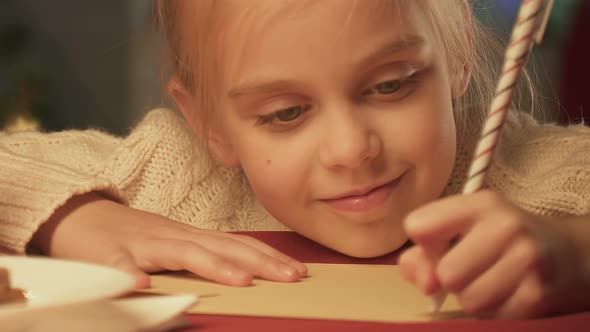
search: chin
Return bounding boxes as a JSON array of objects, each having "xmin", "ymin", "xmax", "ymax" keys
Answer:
[{"xmin": 323, "ymin": 231, "xmax": 409, "ymax": 258}]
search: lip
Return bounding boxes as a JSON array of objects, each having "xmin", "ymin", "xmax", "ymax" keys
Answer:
[{"xmin": 321, "ymin": 174, "xmax": 404, "ymax": 213}]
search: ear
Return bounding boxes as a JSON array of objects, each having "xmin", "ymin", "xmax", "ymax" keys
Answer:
[
  {"xmin": 168, "ymin": 77, "xmax": 197, "ymax": 128},
  {"xmin": 168, "ymin": 77, "xmax": 241, "ymax": 168},
  {"xmin": 451, "ymin": 62, "xmax": 472, "ymax": 99},
  {"xmin": 206, "ymin": 133, "xmax": 241, "ymax": 168}
]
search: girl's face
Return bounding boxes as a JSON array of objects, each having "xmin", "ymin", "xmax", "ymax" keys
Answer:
[{"xmin": 180, "ymin": 0, "xmax": 465, "ymax": 257}]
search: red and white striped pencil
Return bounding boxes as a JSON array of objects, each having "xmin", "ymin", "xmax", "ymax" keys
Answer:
[{"xmin": 430, "ymin": 0, "xmax": 555, "ymax": 315}]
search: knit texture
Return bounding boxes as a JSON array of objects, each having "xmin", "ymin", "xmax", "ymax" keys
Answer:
[{"xmin": 1, "ymin": 108, "xmax": 589, "ymax": 253}]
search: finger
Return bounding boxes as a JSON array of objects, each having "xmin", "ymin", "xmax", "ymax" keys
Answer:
[
  {"xmin": 158, "ymin": 226, "xmax": 308, "ymax": 277},
  {"xmin": 228, "ymin": 234, "xmax": 308, "ymax": 276},
  {"xmin": 399, "ymin": 247, "xmax": 421, "ymax": 284},
  {"xmin": 455, "ymin": 236, "xmax": 540, "ymax": 315},
  {"xmin": 134, "ymin": 239, "xmax": 253, "ymax": 287},
  {"xmin": 105, "ymin": 250, "xmax": 151, "ymax": 289},
  {"xmin": 399, "ymin": 246, "xmax": 440, "ymax": 295},
  {"xmin": 405, "ymin": 191, "xmax": 511, "ymax": 248},
  {"xmin": 493, "ymin": 272, "xmax": 548, "ymax": 319},
  {"xmin": 437, "ymin": 212, "xmax": 526, "ymax": 292},
  {"xmin": 193, "ymin": 236, "xmax": 303, "ymax": 282}
]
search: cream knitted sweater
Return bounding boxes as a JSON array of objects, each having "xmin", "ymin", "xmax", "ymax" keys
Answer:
[{"xmin": 1, "ymin": 108, "xmax": 589, "ymax": 254}]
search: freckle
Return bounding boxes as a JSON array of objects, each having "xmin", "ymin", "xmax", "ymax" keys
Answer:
[{"xmin": 266, "ymin": 159, "xmax": 272, "ymax": 165}]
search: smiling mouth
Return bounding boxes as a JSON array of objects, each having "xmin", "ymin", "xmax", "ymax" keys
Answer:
[
  {"xmin": 322, "ymin": 174, "xmax": 405, "ymax": 213},
  {"xmin": 328, "ymin": 181, "xmax": 393, "ymax": 200}
]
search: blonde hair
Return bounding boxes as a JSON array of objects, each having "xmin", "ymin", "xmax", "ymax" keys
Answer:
[{"xmin": 155, "ymin": 0, "xmax": 535, "ymax": 140}]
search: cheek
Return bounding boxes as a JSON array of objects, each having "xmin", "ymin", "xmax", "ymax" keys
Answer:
[
  {"xmin": 408, "ymin": 108, "xmax": 456, "ymax": 164},
  {"xmin": 232, "ymin": 135, "xmax": 313, "ymax": 217},
  {"xmin": 382, "ymin": 86, "xmax": 457, "ymax": 196},
  {"xmin": 220, "ymin": 108, "xmax": 318, "ymax": 226},
  {"xmin": 413, "ymin": 72, "xmax": 457, "ymax": 168},
  {"xmin": 410, "ymin": 99, "xmax": 457, "ymax": 197}
]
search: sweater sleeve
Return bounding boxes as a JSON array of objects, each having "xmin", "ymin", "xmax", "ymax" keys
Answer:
[
  {"xmin": 0, "ymin": 108, "xmax": 186, "ymax": 254},
  {"xmin": 0, "ymin": 130, "xmax": 125, "ymax": 254},
  {"xmin": 488, "ymin": 113, "xmax": 590, "ymax": 217}
]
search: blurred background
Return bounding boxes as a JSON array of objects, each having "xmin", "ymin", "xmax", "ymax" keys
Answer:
[
  {"xmin": 1, "ymin": 0, "xmax": 589, "ymax": 134},
  {"xmin": 0, "ymin": 0, "xmax": 165, "ymax": 134}
]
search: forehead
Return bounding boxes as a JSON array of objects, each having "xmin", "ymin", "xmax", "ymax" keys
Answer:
[
  {"xmin": 180, "ymin": 0, "xmax": 428, "ymax": 49},
  {"xmin": 180, "ymin": 0, "xmax": 433, "ymax": 91},
  {"xmin": 216, "ymin": 0, "xmax": 421, "ymax": 37}
]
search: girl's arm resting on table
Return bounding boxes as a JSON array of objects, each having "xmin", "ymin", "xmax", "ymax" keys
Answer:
[
  {"xmin": 29, "ymin": 192, "xmax": 307, "ymax": 288},
  {"xmin": 0, "ymin": 110, "xmax": 307, "ymax": 287}
]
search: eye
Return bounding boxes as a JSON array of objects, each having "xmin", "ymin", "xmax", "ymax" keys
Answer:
[
  {"xmin": 276, "ymin": 105, "xmax": 305, "ymax": 122},
  {"xmin": 375, "ymin": 80, "xmax": 402, "ymax": 94},
  {"xmin": 257, "ymin": 104, "xmax": 312, "ymax": 126},
  {"xmin": 362, "ymin": 70, "xmax": 422, "ymax": 102}
]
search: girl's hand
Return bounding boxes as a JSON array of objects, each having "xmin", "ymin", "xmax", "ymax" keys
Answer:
[
  {"xmin": 399, "ymin": 190, "xmax": 590, "ymax": 318},
  {"xmin": 32, "ymin": 193, "xmax": 307, "ymax": 289}
]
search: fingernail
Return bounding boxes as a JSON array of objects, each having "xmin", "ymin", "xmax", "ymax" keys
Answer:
[
  {"xmin": 135, "ymin": 274, "xmax": 151, "ymax": 289},
  {"xmin": 294, "ymin": 263, "xmax": 308, "ymax": 275},
  {"xmin": 428, "ymin": 290, "xmax": 445, "ymax": 313},
  {"xmin": 279, "ymin": 264, "xmax": 298, "ymax": 278},
  {"xmin": 224, "ymin": 269, "xmax": 251, "ymax": 281}
]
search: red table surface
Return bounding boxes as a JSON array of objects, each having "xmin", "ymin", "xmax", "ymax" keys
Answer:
[{"xmin": 181, "ymin": 231, "xmax": 590, "ymax": 332}]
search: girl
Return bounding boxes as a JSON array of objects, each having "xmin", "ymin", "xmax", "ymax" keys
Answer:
[{"xmin": 1, "ymin": 0, "xmax": 589, "ymax": 318}]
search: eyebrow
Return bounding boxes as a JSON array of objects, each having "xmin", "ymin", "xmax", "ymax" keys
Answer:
[
  {"xmin": 228, "ymin": 79, "xmax": 298, "ymax": 99},
  {"xmin": 360, "ymin": 35, "xmax": 425, "ymax": 69},
  {"xmin": 227, "ymin": 35, "xmax": 425, "ymax": 99}
]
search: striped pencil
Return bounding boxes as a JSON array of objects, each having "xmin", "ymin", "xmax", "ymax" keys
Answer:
[{"xmin": 430, "ymin": 0, "xmax": 555, "ymax": 315}]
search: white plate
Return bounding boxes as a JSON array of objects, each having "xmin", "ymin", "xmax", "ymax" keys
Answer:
[{"xmin": 0, "ymin": 256, "xmax": 135, "ymax": 316}]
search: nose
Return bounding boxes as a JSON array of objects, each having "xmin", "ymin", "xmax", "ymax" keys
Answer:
[{"xmin": 319, "ymin": 109, "xmax": 382, "ymax": 170}]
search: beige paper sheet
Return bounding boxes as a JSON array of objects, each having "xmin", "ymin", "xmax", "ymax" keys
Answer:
[{"xmin": 145, "ymin": 263, "xmax": 467, "ymax": 322}]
